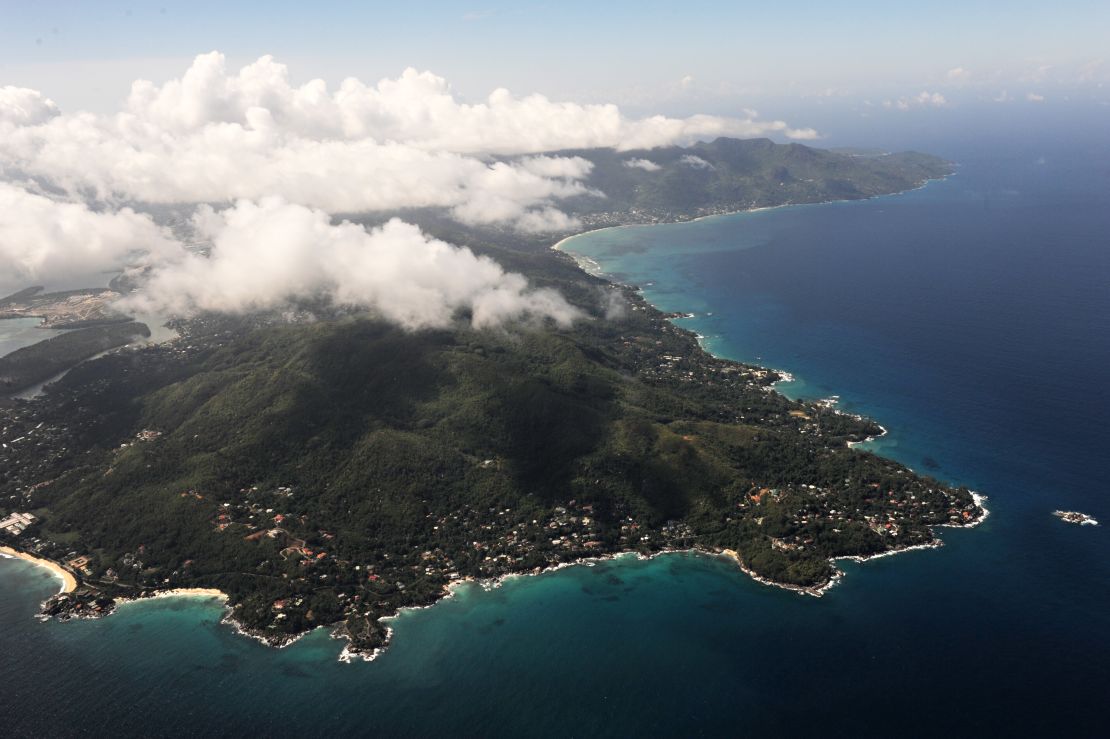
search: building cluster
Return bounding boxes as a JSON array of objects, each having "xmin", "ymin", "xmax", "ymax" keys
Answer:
[
  {"xmin": 66, "ymin": 554, "xmax": 93, "ymax": 576},
  {"xmin": 1, "ymin": 407, "xmax": 70, "ymax": 507},
  {"xmin": 0, "ymin": 511, "xmax": 36, "ymax": 536},
  {"xmin": 578, "ymin": 202, "xmax": 753, "ymax": 230}
]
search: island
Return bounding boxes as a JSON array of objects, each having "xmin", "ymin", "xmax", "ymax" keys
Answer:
[
  {"xmin": 0, "ymin": 137, "xmax": 981, "ymax": 660},
  {"xmin": 1053, "ymin": 510, "xmax": 1099, "ymax": 526}
]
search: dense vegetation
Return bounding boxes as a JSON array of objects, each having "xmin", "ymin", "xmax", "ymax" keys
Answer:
[
  {"xmin": 549, "ymin": 137, "xmax": 950, "ymax": 225},
  {"xmin": 0, "ymin": 138, "xmax": 975, "ymax": 656}
]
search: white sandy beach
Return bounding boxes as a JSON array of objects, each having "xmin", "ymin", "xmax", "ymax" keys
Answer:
[
  {"xmin": 116, "ymin": 587, "xmax": 228, "ymax": 605},
  {"xmin": 0, "ymin": 545, "xmax": 78, "ymax": 593}
]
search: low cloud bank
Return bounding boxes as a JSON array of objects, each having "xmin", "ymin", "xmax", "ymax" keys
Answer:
[
  {"xmin": 0, "ymin": 86, "xmax": 60, "ymax": 126},
  {"xmin": 124, "ymin": 199, "xmax": 582, "ymax": 330},
  {"xmin": 0, "ymin": 188, "xmax": 579, "ymax": 330},
  {"xmin": 117, "ymin": 53, "xmax": 816, "ymax": 152},
  {"xmin": 0, "ymin": 53, "xmax": 818, "ymax": 330},
  {"xmin": 623, "ymin": 158, "xmax": 662, "ymax": 172},
  {"xmin": 680, "ymin": 154, "xmax": 715, "ymax": 170},
  {"xmin": 0, "ymin": 53, "xmax": 817, "ymax": 227},
  {"xmin": 0, "ymin": 182, "xmax": 178, "ymax": 290},
  {"xmin": 883, "ymin": 91, "xmax": 948, "ymax": 110}
]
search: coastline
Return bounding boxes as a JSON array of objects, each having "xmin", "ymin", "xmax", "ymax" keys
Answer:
[
  {"xmin": 552, "ymin": 170, "xmax": 983, "ymax": 481},
  {"xmin": 543, "ymin": 170, "xmax": 992, "ymax": 597},
  {"xmin": 20, "ymin": 491, "xmax": 989, "ymax": 666},
  {"xmin": 114, "ymin": 587, "xmax": 227, "ymax": 606},
  {"xmin": 550, "ymin": 172, "xmax": 953, "ymax": 258},
  {"xmin": 37, "ymin": 581, "xmax": 317, "ymax": 651},
  {"xmin": 547, "ymin": 201, "xmax": 826, "ymax": 268},
  {"xmin": 334, "ymin": 511, "xmax": 991, "ymax": 664},
  {"xmin": 551, "ymin": 175, "xmax": 951, "ymax": 398},
  {"xmin": 14, "ymin": 170, "xmax": 982, "ymax": 664},
  {"xmin": 847, "ymin": 424, "xmax": 889, "ymax": 449},
  {"xmin": 261, "ymin": 169, "xmax": 992, "ymax": 663},
  {"xmin": 0, "ymin": 545, "xmax": 78, "ymax": 593}
]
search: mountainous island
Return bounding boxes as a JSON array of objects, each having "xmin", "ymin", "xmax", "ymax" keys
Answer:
[{"xmin": 0, "ymin": 138, "xmax": 984, "ymax": 659}]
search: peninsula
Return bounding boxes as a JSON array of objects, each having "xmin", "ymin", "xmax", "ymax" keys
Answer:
[{"xmin": 0, "ymin": 138, "xmax": 981, "ymax": 659}]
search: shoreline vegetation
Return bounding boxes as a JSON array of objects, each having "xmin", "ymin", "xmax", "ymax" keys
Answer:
[
  {"xmin": 0, "ymin": 321, "xmax": 151, "ymax": 396},
  {"xmin": 339, "ymin": 492, "xmax": 991, "ymax": 664},
  {"xmin": 548, "ymin": 170, "xmax": 952, "ymax": 257},
  {"xmin": 115, "ymin": 587, "xmax": 228, "ymax": 604},
  {"xmin": 5, "ymin": 493, "xmax": 991, "ymax": 665},
  {"xmin": 0, "ymin": 138, "xmax": 982, "ymax": 663},
  {"xmin": 543, "ymin": 184, "xmax": 992, "ymax": 601}
]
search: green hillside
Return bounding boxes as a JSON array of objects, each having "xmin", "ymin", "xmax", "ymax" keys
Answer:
[{"xmin": 0, "ymin": 137, "xmax": 975, "ymax": 656}]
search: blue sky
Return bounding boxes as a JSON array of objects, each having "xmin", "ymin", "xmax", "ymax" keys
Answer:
[{"xmin": 1, "ymin": 1, "xmax": 1107, "ymax": 130}]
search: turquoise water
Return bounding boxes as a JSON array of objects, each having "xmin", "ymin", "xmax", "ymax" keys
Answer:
[
  {"xmin": 3, "ymin": 130, "xmax": 1109, "ymax": 736},
  {"xmin": 0, "ymin": 317, "xmax": 51, "ymax": 356},
  {"xmin": 1, "ymin": 542, "xmax": 1003, "ymax": 737}
]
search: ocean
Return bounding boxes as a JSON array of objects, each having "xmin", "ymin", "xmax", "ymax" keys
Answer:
[{"xmin": 2, "ymin": 122, "xmax": 1108, "ymax": 737}]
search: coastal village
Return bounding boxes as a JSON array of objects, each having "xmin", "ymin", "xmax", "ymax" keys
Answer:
[
  {"xmin": 0, "ymin": 146, "xmax": 980, "ymax": 652},
  {"xmin": 0, "ymin": 285, "xmax": 986, "ymax": 655}
]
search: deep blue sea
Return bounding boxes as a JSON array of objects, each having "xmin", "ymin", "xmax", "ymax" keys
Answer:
[{"xmin": 2, "ymin": 120, "xmax": 1109, "ymax": 737}]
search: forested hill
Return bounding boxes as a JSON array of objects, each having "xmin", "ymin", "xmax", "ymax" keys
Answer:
[
  {"xmin": 3, "ymin": 295, "xmax": 979, "ymax": 656},
  {"xmin": 0, "ymin": 137, "xmax": 974, "ymax": 658},
  {"xmin": 347, "ymin": 138, "xmax": 952, "ymax": 256},
  {"xmin": 551, "ymin": 137, "xmax": 951, "ymax": 225}
]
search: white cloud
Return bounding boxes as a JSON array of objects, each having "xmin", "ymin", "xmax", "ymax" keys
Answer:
[
  {"xmin": 914, "ymin": 91, "xmax": 947, "ymax": 107},
  {"xmin": 0, "ymin": 53, "xmax": 819, "ymax": 231},
  {"xmin": 0, "ymin": 52, "xmax": 826, "ymax": 330},
  {"xmin": 1026, "ymin": 92, "xmax": 1045, "ymax": 102},
  {"xmin": 0, "ymin": 182, "xmax": 180, "ymax": 292},
  {"xmin": 0, "ymin": 110, "xmax": 593, "ymax": 232},
  {"xmin": 114, "ymin": 53, "xmax": 811, "ymax": 152},
  {"xmin": 123, "ymin": 199, "xmax": 581, "ymax": 330},
  {"xmin": 680, "ymin": 155, "xmax": 714, "ymax": 170},
  {"xmin": 680, "ymin": 75, "xmax": 695, "ymax": 89},
  {"xmin": 1076, "ymin": 59, "xmax": 1106, "ymax": 83},
  {"xmin": 0, "ymin": 184, "xmax": 581, "ymax": 329},
  {"xmin": 946, "ymin": 67, "xmax": 971, "ymax": 81},
  {"xmin": 883, "ymin": 91, "xmax": 948, "ymax": 110},
  {"xmin": 0, "ymin": 86, "xmax": 59, "ymax": 126},
  {"xmin": 783, "ymin": 126, "xmax": 820, "ymax": 140},
  {"xmin": 623, "ymin": 158, "xmax": 662, "ymax": 172}
]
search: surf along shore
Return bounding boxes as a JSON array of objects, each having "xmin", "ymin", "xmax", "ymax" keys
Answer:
[
  {"xmin": 115, "ymin": 588, "xmax": 227, "ymax": 604},
  {"xmin": 1, "ymin": 545, "xmax": 77, "ymax": 593},
  {"xmin": 550, "ymin": 188, "xmax": 989, "ymax": 589},
  {"xmin": 10, "ymin": 173, "xmax": 980, "ymax": 661}
]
